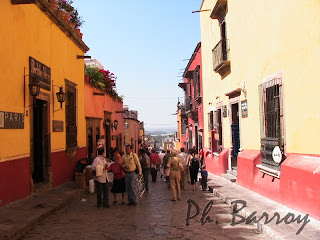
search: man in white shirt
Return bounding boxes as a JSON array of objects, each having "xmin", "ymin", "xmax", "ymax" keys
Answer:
[
  {"xmin": 159, "ymin": 150, "xmax": 166, "ymax": 178},
  {"xmin": 92, "ymin": 148, "xmax": 109, "ymax": 208},
  {"xmin": 177, "ymin": 148, "xmax": 189, "ymax": 190}
]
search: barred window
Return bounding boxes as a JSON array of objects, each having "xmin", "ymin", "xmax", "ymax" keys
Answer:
[
  {"xmin": 259, "ymin": 78, "xmax": 285, "ymax": 170},
  {"xmin": 65, "ymin": 80, "xmax": 77, "ymax": 149}
]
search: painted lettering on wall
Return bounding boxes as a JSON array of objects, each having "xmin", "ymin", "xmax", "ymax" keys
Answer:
[{"xmin": 0, "ymin": 111, "xmax": 24, "ymax": 129}]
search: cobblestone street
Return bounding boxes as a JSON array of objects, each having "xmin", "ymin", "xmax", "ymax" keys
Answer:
[{"xmin": 21, "ymin": 176, "xmax": 267, "ymax": 240}]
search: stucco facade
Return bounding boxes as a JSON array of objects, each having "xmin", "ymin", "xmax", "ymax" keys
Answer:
[
  {"xmin": 0, "ymin": 0, "xmax": 88, "ymax": 205},
  {"xmin": 200, "ymin": 0, "xmax": 320, "ymax": 219}
]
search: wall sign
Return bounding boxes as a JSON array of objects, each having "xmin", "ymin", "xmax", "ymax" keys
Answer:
[
  {"xmin": 29, "ymin": 57, "xmax": 51, "ymax": 90},
  {"xmin": 272, "ymin": 146, "xmax": 282, "ymax": 163},
  {"xmin": 52, "ymin": 120, "xmax": 64, "ymax": 132},
  {"xmin": 222, "ymin": 105, "xmax": 227, "ymax": 117},
  {"xmin": 241, "ymin": 100, "xmax": 248, "ymax": 118},
  {"xmin": 0, "ymin": 111, "xmax": 24, "ymax": 129}
]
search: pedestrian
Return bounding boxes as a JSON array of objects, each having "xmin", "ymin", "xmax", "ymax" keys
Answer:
[
  {"xmin": 121, "ymin": 144, "xmax": 142, "ymax": 206},
  {"xmin": 91, "ymin": 147, "xmax": 109, "ymax": 208},
  {"xmin": 166, "ymin": 150, "xmax": 184, "ymax": 201},
  {"xmin": 200, "ymin": 165, "xmax": 208, "ymax": 191},
  {"xmin": 186, "ymin": 149, "xmax": 193, "ymax": 183},
  {"xmin": 139, "ymin": 148, "xmax": 150, "ymax": 194},
  {"xmin": 159, "ymin": 150, "xmax": 166, "ymax": 178},
  {"xmin": 177, "ymin": 147, "xmax": 188, "ymax": 190},
  {"xmin": 163, "ymin": 150, "xmax": 173, "ymax": 187},
  {"xmin": 189, "ymin": 151, "xmax": 200, "ymax": 191},
  {"xmin": 149, "ymin": 149, "xmax": 160, "ymax": 182},
  {"xmin": 199, "ymin": 148, "xmax": 205, "ymax": 167},
  {"xmin": 108, "ymin": 154, "xmax": 126, "ymax": 205}
]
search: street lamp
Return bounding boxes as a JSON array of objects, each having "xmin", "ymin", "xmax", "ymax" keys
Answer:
[
  {"xmin": 112, "ymin": 120, "xmax": 119, "ymax": 130},
  {"xmin": 28, "ymin": 77, "xmax": 40, "ymax": 106},
  {"xmin": 124, "ymin": 121, "xmax": 129, "ymax": 129},
  {"xmin": 56, "ymin": 86, "xmax": 66, "ymax": 109},
  {"xmin": 53, "ymin": 85, "xmax": 66, "ymax": 112}
]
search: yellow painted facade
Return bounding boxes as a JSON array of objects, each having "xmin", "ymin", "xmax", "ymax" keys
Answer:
[
  {"xmin": 200, "ymin": 0, "xmax": 320, "ymax": 155},
  {"xmin": 0, "ymin": 1, "xmax": 88, "ymax": 160}
]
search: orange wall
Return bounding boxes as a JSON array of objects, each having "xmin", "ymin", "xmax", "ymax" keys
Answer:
[{"xmin": 84, "ymin": 83, "xmax": 123, "ymax": 148}]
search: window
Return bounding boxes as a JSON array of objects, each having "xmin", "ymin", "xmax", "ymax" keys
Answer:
[
  {"xmin": 259, "ymin": 78, "xmax": 285, "ymax": 170},
  {"xmin": 65, "ymin": 80, "xmax": 77, "ymax": 148}
]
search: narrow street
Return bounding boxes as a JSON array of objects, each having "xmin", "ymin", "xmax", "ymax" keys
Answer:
[{"xmin": 21, "ymin": 176, "xmax": 267, "ymax": 240}]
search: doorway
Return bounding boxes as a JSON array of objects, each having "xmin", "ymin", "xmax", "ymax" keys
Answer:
[
  {"xmin": 32, "ymin": 99, "xmax": 49, "ymax": 184},
  {"xmin": 231, "ymin": 102, "xmax": 240, "ymax": 169}
]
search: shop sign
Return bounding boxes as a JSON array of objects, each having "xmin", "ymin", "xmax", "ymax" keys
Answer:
[
  {"xmin": 222, "ymin": 105, "xmax": 227, "ymax": 117},
  {"xmin": 29, "ymin": 57, "xmax": 51, "ymax": 90},
  {"xmin": 214, "ymin": 133, "xmax": 220, "ymax": 140},
  {"xmin": 0, "ymin": 111, "xmax": 24, "ymax": 129},
  {"xmin": 272, "ymin": 146, "xmax": 282, "ymax": 163},
  {"xmin": 241, "ymin": 100, "xmax": 248, "ymax": 118},
  {"xmin": 52, "ymin": 120, "xmax": 64, "ymax": 132}
]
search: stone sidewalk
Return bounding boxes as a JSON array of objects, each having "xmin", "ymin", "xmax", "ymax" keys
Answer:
[
  {"xmin": 207, "ymin": 172, "xmax": 320, "ymax": 240},
  {"xmin": 0, "ymin": 182, "xmax": 85, "ymax": 240}
]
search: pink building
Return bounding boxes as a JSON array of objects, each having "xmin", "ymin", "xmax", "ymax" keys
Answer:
[{"xmin": 178, "ymin": 42, "xmax": 203, "ymax": 153}]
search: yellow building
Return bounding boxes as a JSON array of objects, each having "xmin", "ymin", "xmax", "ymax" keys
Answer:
[
  {"xmin": 200, "ymin": 0, "xmax": 320, "ymax": 219},
  {"xmin": 0, "ymin": 0, "xmax": 89, "ymax": 205}
]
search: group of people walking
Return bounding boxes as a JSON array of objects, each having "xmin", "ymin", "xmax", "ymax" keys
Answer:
[
  {"xmin": 165, "ymin": 147, "xmax": 207, "ymax": 201},
  {"xmin": 91, "ymin": 145, "xmax": 142, "ymax": 208},
  {"xmin": 90, "ymin": 145, "xmax": 207, "ymax": 207}
]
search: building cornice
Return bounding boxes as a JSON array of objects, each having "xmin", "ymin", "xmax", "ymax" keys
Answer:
[
  {"xmin": 183, "ymin": 42, "xmax": 201, "ymax": 78},
  {"xmin": 11, "ymin": 0, "xmax": 89, "ymax": 53}
]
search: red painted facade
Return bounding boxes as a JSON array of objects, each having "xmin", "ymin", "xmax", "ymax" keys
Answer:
[
  {"xmin": 51, "ymin": 147, "xmax": 87, "ymax": 186},
  {"xmin": 179, "ymin": 42, "xmax": 204, "ymax": 153},
  {"xmin": 204, "ymin": 148, "xmax": 320, "ymax": 220},
  {"xmin": 0, "ymin": 157, "xmax": 30, "ymax": 205}
]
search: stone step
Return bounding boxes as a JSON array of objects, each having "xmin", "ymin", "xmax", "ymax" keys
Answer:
[
  {"xmin": 222, "ymin": 173, "xmax": 237, "ymax": 182},
  {"xmin": 227, "ymin": 169, "xmax": 237, "ymax": 177}
]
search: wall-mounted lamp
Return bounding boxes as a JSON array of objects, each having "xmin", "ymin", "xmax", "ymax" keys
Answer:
[
  {"xmin": 28, "ymin": 77, "xmax": 40, "ymax": 106},
  {"xmin": 242, "ymin": 82, "xmax": 247, "ymax": 98},
  {"xmin": 104, "ymin": 119, "xmax": 111, "ymax": 128},
  {"xmin": 53, "ymin": 85, "xmax": 66, "ymax": 112},
  {"xmin": 177, "ymin": 101, "xmax": 182, "ymax": 109},
  {"xmin": 112, "ymin": 120, "xmax": 119, "ymax": 130},
  {"xmin": 124, "ymin": 121, "xmax": 129, "ymax": 129}
]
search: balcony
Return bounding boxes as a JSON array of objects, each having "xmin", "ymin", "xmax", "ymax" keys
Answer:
[{"xmin": 212, "ymin": 39, "xmax": 230, "ymax": 77}]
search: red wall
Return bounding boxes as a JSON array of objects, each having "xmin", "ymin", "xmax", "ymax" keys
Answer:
[
  {"xmin": 236, "ymin": 150, "xmax": 320, "ymax": 220},
  {"xmin": 204, "ymin": 148, "xmax": 229, "ymax": 175},
  {"xmin": 0, "ymin": 157, "xmax": 30, "ymax": 206},
  {"xmin": 51, "ymin": 147, "xmax": 87, "ymax": 186}
]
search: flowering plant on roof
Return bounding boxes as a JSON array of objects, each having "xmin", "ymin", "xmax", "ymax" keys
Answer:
[
  {"xmin": 57, "ymin": 0, "xmax": 84, "ymax": 28},
  {"xmin": 85, "ymin": 66, "xmax": 122, "ymax": 102}
]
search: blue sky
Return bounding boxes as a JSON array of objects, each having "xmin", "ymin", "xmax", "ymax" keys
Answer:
[{"xmin": 73, "ymin": 0, "xmax": 201, "ymax": 131}]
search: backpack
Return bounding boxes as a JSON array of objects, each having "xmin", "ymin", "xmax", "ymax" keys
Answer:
[
  {"xmin": 141, "ymin": 155, "xmax": 150, "ymax": 168},
  {"xmin": 190, "ymin": 157, "xmax": 199, "ymax": 171}
]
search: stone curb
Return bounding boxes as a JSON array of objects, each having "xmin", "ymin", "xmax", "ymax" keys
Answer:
[
  {"xmin": 208, "ymin": 186, "xmax": 284, "ymax": 240},
  {"xmin": 3, "ymin": 189, "xmax": 86, "ymax": 240}
]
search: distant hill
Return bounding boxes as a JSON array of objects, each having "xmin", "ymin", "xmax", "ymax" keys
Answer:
[{"xmin": 145, "ymin": 128, "xmax": 176, "ymax": 136}]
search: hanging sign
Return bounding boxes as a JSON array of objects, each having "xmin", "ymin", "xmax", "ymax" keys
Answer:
[
  {"xmin": 29, "ymin": 57, "xmax": 51, "ymax": 90},
  {"xmin": 272, "ymin": 146, "xmax": 282, "ymax": 163},
  {"xmin": 0, "ymin": 111, "xmax": 24, "ymax": 129},
  {"xmin": 241, "ymin": 100, "xmax": 248, "ymax": 118}
]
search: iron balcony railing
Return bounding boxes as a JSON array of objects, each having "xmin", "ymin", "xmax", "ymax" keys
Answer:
[{"xmin": 212, "ymin": 39, "xmax": 230, "ymax": 71}]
